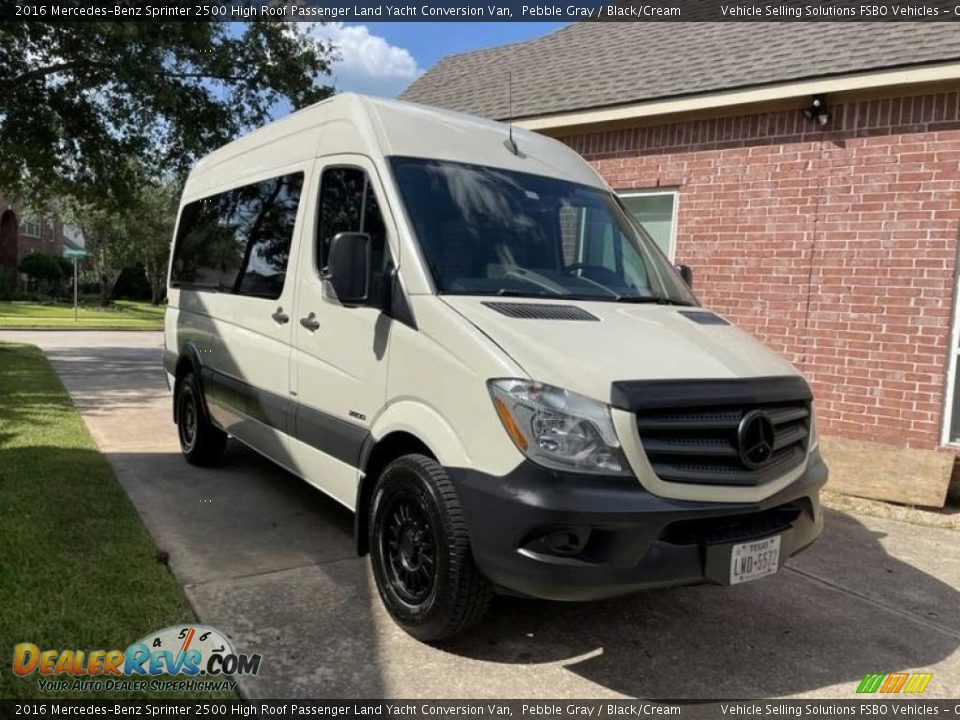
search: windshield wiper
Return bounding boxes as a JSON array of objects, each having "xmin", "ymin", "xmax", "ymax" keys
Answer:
[
  {"xmin": 496, "ymin": 289, "xmax": 554, "ymax": 298},
  {"xmin": 498, "ymin": 290, "xmax": 625, "ymax": 302},
  {"xmin": 615, "ymin": 295, "xmax": 694, "ymax": 306},
  {"xmin": 445, "ymin": 289, "xmax": 694, "ymax": 305}
]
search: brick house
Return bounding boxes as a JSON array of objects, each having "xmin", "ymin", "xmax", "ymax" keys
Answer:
[
  {"xmin": 0, "ymin": 193, "xmax": 68, "ymax": 291},
  {"xmin": 401, "ymin": 23, "xmax": 960, "ymax": 506}
]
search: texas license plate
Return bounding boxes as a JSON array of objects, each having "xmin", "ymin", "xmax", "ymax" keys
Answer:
[{"xmin": 729, "ymin": 535, "xmax": 781, "ymax": 585}]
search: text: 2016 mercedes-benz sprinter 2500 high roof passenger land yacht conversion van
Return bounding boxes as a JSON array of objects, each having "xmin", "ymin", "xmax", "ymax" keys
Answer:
[{"xmin": 164, "ymin": 94, "xmax": 827, "ymax": 642}]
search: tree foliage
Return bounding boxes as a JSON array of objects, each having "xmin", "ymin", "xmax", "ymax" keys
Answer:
[
  {"xmin": 17, "ymin": 252, "xmax": 72, "ymax": 297},
  {"xmin": 18, "ymin": 253, "xmax": 64, "ymax": 284},
  {"xmin": 0, "ymin": 22, "xmax": 335, "ymax": 210},
  {"xmin": 125, "ymin": 179, "xmax": 181, "ymax": 305},
  {"xmin": 60, "ymin": 174, "xmax": 180, "ymax": 307},
  {"xmin": 65, "ymin": 200, "xmax": 136, "ymax": 306}
]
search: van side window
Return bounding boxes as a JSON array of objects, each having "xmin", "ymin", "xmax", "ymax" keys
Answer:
[
  {"xmin": 170, "ymin": 172, "xmax": 304, "ymax": 300},
  {"xmin": 317, "ymin": 166, "xmax": 389, "ymax": 304}
]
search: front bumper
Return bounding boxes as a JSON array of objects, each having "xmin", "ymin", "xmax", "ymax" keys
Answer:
[{"xmin": 449, "ymin": 450, "xmax": 827, "ymax": 601}]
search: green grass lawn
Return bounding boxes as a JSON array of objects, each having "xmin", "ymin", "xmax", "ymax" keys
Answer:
[
  {"xmin": 0, "ymin": 300, "xmax": 164, "ymax": 330},
  {"xmin": 0, "ymin": 344, "xmax": 231, "ymax": 699}
]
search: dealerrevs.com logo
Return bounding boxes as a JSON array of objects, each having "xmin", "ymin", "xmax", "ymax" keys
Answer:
[{"xmin": 13, "ymin": 624, "xmax": 260, "ymax": 693}]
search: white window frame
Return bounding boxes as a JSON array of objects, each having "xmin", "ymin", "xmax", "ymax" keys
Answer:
[
  {"xmin": 941, "ymin": 266, "xmax": 960, "ymax": 446},
  {"xmin": 20, "ymin": 214, "xmax": 40, "ymax": 239},
  {"xmin": 618, "ymin": 189, "xmax": 679, "ymax": 261}
]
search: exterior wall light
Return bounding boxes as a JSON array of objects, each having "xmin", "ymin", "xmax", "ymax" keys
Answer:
[{"xmin": 803, "ymin": 95, "xmax": 830, "ymax": 127}]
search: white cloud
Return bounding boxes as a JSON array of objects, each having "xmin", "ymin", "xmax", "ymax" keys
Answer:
[{"xmin": 307, "ymin": 23, "xmax": 424, "ymax": 98}]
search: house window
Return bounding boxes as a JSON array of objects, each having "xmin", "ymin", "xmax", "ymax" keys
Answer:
[
  {"xmin": 619, "ymin": 190, "xmax": 678, "ymax": 260},
  {"xmin": 944, "ymin": 273, "xmax": 960, "ymax": 445},
  {"xmin": 20, "ymin": 214, "xmax": 40, "ymax": 239}
]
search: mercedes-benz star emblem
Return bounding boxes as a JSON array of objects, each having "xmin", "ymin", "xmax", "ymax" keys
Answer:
[{"xmin": 737, "ymin": 410, "xmax": 776, "ymax": 469}]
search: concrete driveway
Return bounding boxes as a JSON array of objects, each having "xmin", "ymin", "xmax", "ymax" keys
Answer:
[{"xmin": 3, "ymin": 329, "xmax": 960, "ymax": 699}]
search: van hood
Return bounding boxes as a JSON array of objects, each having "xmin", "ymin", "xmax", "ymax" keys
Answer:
[{"xmin": 441, "ymin": 296, "xmax": 801, "ymax": 404}]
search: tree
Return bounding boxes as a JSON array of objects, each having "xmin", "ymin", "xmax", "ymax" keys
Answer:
[
  {"xmin": 68, "ymin": 202, "xmax": 136, "ymax": 306},
  {"xmin": 0, "ymin": 22, "xmax": 336, "ymax": 210},
  {"xmin": 126, "ymin": 179, "xmax": 180, "ymax": 305},
  {"xmin": 18, "ymin": 253, "xmax": 64, "ymax": 293}
]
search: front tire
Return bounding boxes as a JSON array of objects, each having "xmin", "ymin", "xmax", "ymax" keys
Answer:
[
  {"xmin": 369, "ymin": 454, "xmax": 491, "ymax": 642},
  {"xmin": 176, "ymin": 371, "xmax": 226, "ymax": 467}
]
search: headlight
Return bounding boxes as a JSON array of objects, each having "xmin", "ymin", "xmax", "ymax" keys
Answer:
[{"xmin": 488, "ymin": 379, "xmax": 630, "ymax": 475}]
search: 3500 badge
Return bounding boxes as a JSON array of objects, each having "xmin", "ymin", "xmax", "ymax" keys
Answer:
[{"xmin": 13, "ymin": 624, "xmax": 261, "ymax": 677}]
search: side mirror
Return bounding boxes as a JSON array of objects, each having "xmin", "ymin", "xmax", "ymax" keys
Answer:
[
  {"xmin": 676, "ymin": 263, "xmax": 693, "ymax": 288},
  {"xmin": 326, "ymin": 232, "xmax": 371, "ymax": 305}
]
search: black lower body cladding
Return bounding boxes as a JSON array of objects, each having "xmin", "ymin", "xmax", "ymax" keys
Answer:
[{"xmin": 447, "ymin": 450, "xmax": 828, "ymax": 601}]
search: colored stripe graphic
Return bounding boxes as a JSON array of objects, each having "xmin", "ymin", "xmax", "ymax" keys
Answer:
[
  {"xmin": 857, "ymin": 674, "xmax": 886, "ymax": 693},
  {"xmin": 857, "ymin": 672, "xmax": 932, "ymax": 694},
  {"xmin": 880, "ymin": 673, "xmax": 908, "ymax": 693},
  {"xmin": 903, "ymin": 673, "xmax": 933, "ymax": 694}
]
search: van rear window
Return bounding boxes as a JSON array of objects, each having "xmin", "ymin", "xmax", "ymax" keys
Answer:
[{"xmin": 170, "ymin": 172, "xmax": 304, "ymax": 299}]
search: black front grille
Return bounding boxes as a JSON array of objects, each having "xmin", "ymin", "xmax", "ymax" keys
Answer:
[
  {"xmin": 637, "ymin": 401, "xmax": 810, "ymax": 486},
  {"xmin": 659, "ymin": 502, "xmax": 806, "ymax": 546}
]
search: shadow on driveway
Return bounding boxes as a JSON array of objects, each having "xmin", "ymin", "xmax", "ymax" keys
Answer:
[
  {"xmin": 444, "ymin": 507, "xmax": 960, "ymax": 698},
  {"xmin": 107, "ymin": 439, "xmax": 960, "ymax": 699},
  {"xmin": 6, "ymin": 331, "xmax": 958, "ymax": 699}
]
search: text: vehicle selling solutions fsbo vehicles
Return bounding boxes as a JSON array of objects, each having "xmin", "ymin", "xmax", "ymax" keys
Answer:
[{"xmin": 163, "ymin": 94, "xmax": 827, "ymax": 642}]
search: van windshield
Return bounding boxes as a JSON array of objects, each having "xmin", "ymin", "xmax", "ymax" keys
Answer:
[{"xmin": 389, "ymin": 156, "xmax": 696, "ymax": 305}]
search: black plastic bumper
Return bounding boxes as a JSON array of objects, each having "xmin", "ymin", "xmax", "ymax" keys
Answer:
[{"xmin": 449, "ymin": 450, "xmax": 827, "ymax": 601}]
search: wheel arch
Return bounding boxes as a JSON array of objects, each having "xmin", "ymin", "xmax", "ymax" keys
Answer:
[
  {"xmin": 172, "ymin": 343, "xmax": 208, "ymax": 425},
  {"xmin": 355, "ymin": 400, "xmax": 478, "ymax": 555},
  {"xmin": 355, "ymin": 430, "xmax": 439, "ymax": 556}
]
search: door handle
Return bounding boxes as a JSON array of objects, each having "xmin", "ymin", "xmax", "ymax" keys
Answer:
[
  {"xmin": 299, "ymin": 312, "xmax": 320, "ymax": 332},
  {"xmin": 271, "ymin": 307, "xmax": 289, "ymax": 325}
]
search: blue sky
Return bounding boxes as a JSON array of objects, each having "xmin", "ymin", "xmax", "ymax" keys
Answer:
[{"xmin": 306, "ymin": 23, "xmax": 567, "ymax": 98}]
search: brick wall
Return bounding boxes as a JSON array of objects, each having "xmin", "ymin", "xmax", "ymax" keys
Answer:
[
  {"xmin": 559, "ymin": 92, "xmax": 960, "ymax": 451},
  {"xmin": 18, "ymin": 218, "xmax": 65, "ymax": 259},
  {"xmin": 0, "ymin": 193, "xmax": 67, "ymax": 267}
]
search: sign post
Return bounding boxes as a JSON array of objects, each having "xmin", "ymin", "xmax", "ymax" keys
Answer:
[{"xmin": 63, "ymin": 249, "xmax": 88, "ymax": 322}]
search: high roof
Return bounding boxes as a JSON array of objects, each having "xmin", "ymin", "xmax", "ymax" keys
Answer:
[
  {"xmin": 183, "ymin": 93, "xmax": 607, "ymax": 202},
  {"xmin": 400, "ymin": 22, "xmax": 960, "ymax": 122}
]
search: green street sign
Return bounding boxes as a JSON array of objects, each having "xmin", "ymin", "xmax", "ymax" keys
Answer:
[{"xmin": 64, "ymin": 248, "xmax": 88, "ymax": 259}]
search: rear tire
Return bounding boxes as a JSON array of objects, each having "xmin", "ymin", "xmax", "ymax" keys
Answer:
[
  {"xmin": 176, "ymin": 371, "xmax": 226, "ymax": 467},
  {"xmin": 369, "ymin": 454, "xmax": 491, "ymax": 643}
]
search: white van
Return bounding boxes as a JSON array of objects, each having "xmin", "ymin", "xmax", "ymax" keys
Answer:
[{"xmin": 164, "ymin": 94, "xmax": 827, "ymax": 642}]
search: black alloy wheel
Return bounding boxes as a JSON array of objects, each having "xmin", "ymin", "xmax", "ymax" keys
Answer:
[
  {"xmin": 177, "ymin": 382, "xmax": 199, "ymax": 453},
  {"xmin": 380, "ymin": 492, "xmax": 438, "ymax": 604},
  {"xmin": 369, "ymin": 454, "xmax": 491, "ymax": 642},
  {"xmin": 175, "ymin": 370, "xmax": 226, "ymax": 466}
]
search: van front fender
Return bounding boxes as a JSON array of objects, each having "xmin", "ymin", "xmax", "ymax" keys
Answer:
[
  {"xmin": 353, "ymin": 400, "xmax": 471, "ymax": 556},
  {"xmin": 368, "ymin": 400, "xmax": 470, "ymax": 469}
]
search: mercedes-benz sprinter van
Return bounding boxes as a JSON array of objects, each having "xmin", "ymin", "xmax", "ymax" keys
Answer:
[{"xmin": 164, "ymin": 94, "xmax": 827, "ymax": 642}]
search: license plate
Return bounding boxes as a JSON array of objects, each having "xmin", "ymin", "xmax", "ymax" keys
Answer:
[{"xmin": 729, "ymin": 535, "xmax": 781, "ymax": 585}]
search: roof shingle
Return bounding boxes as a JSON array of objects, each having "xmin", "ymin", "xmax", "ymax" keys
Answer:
[{"xmin": 400, "ymin": 23, "xmax": 960, "ymax": 120}]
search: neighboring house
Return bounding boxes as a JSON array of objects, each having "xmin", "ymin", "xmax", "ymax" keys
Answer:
[
  {"xmin": 401, "ymin": 23, "xmax": 960, "ymax": 506},
  {"xmin": 0, "ymin": 193, "xmax": 69, "ymax": 290}
]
